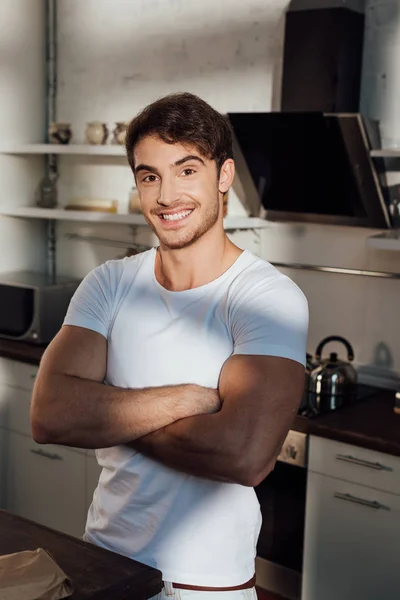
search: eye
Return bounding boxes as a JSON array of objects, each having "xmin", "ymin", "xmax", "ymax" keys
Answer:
[
  {"xmin": 142, "ymin": 174, "xmax": 158, "ymax": 183},
  {"xmin": 181, "ymin": 168, "xmax": 196, "ymax": 177}
]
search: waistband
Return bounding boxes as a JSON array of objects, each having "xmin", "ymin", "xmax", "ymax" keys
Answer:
[{"xmin": 167, "ymin": 575, "xmax": 256, "ymax": 592}]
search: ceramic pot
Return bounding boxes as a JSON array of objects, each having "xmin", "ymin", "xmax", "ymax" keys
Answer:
[
  {"xmin": 112, "ymin": 121, "xmax": 127, "ymax": 145},
  {"xmin": 85, "ymin": 121, "xmax": 109, "ymax": 145},
  {"xmin": 48, "ymin": 122, "xmax": 72, "ymax": 144}
]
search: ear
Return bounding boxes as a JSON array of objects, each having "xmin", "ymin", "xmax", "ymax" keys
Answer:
[{"xmin": 218, "ymin": 159, "xmax": 235, "ymax": 194}]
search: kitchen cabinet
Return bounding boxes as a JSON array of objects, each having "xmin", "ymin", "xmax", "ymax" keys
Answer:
[
  {"xmin": 302, "ymin": 436, "xmax": 400, "ymax": 600},
  {"xmin": 5, "ymin": 431, "xmax": 87, "ymax": 538},
  {"xmin": 0, "ymin": 357, "xmax": 92, "ymax": 538}
]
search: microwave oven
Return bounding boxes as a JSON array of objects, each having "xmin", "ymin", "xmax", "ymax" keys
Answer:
[{"xmin": 0, "ymin": 271, "xmax": 80, "ymax": 344}]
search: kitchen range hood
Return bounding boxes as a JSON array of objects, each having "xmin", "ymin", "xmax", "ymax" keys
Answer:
[{"xmin": 228, "ymin": 112, "xmax": 391, "ymax": 229}]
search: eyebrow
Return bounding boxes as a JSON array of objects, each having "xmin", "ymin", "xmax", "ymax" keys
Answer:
[
  {"xmin": 135, "ymin": 154, "xmax": 205, "ymax": 176},
  {"xmin": 174, "ymin": 154, "xmax": 205, "ymax": 167}
]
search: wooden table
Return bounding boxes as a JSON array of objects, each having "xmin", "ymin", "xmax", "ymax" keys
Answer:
[{"xmin": 0, "ymin": 509, "xmax": 163, "ymax": 599}]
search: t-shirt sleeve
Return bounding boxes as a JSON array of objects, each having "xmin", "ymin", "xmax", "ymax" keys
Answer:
[
  {"xmin": 231, "ymin": 274, "xmax": 309, "ymax": 367},
  {"xmin": 63, "ymin": 262, "xmax": 116, "ymax": 339}
]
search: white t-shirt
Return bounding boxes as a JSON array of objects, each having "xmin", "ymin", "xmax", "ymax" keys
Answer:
[{"xmin": 63, "ymin": 247, "xmax": 308, "ymax": 586}]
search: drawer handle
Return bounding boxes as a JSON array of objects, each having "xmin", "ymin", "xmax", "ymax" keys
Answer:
[
  {"xmin": 334, "ymin": 492, "xmax": 389, "ymax": 511},
  {"xmin": 30, "ymin": 448, "xmax": 63, "ymax": 461},
  {"xmin": 335, "ymin": 454, "xmax": 392, "ymax": 471}
]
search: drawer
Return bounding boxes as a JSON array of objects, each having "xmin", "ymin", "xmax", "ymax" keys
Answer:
[
  {"xmin": 302, "ymin": 471, "xmax": 400, "ymax": 600},
  {"xmin": 12, "ymin": 361, "xmax": 39, "ymax": 391},
  {"xmin": 309, "ymin": 435, "xmax": 400, "ymax": 496},
  {"xmin": 0, "ymin": 358, "xmax": 18, "ymax": 387},
  {"xmin": 5, "ymin": 431, "xmax": 86, "ymax": 538},
  {"xmin": 7, "ymin": 387, "xmax": 33, "ymax": 436},
  {"xmin": 3, "ymin": 386, "xmax": 85, "ymax": 455}
]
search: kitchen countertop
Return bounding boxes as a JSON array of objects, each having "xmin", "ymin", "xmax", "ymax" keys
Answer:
[
  {"xmin": 292, "ymin": 389, "xmax": 400, "ymax": 457},
  {"xmin": 0, "ymin": 339, "xmax": 47, "ymax": 365},
  {"xmin": 0, "ymin": 509, "xmax": 162, "ymax": 600},
  {"xmin": 0, "ymin": 340, "xmax": 399, "ymax": 457}
]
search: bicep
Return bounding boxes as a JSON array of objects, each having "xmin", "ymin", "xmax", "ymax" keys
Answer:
[
  {"xmin": 219, "ymin": 354, "xmax": 305, "ymax": 423},
  {"xmin": 40, "ymin": 260, "xmax": 114, "ymax": 382},
  {"xmin": 221, "ymin": 275, "xmax": 308, "ymax": 461},
  {"xmin": 218, "ymin": 354, "xmax": 305, "ymax": 479},
  {"xmin": 37, "ymin": 325, "xmax": 107, "ymax": 383}
]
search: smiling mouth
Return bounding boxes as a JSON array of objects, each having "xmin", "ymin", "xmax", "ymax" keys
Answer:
[{"xmin": 158, "ymin": 209, "xmax": 193, "ymax": 222}]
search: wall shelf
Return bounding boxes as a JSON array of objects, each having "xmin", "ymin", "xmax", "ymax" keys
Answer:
[
  {"xmin": 367, "ymin": 231, "xmax": 400, "ymax": 251},
  {"xmin": 0, "ymin": 206, "xmax": 146, "ymax": 224},
  {"xmin": 370, "ymin": 149, "xmax": 400, "ymax": 158},
  {"xmin": 0, "ymin": 144, "xmax": 126, "ymax": 156},
  {"xmin": 5, "ymin": 145, "xmax": 400, "ymax": 158},
  {"xmin": 0, "ymin": 205, "xmax": 269, "ymax": 230}
]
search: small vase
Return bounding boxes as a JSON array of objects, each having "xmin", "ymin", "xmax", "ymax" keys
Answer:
[
  {"xmin": 34, "ymin": 173, "xmax": 58, "ymax": 208},
  {"xmin": 85, "ymin": 121, "xmax": 109, "ymax": 145},
  {"xmin": 112, "ymin": 121, "xmax": 127, "ymax": 145},
  {"xmin": 48, "ymin": 122, "xmax": 72, "ymax": 144}
]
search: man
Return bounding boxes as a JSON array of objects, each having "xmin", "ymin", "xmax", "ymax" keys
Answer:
[{"xmin": 31, "ymin": 93, "xmax": 308, "ymax": 599}]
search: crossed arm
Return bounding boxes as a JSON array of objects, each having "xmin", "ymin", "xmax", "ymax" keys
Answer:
[
  {"xmin": 31, "ymin": 325, "xmax": 305, "ymax": 487},
  {"xmin": 128, "ymin": 353, "xmax": 305, "ymax": 486}
]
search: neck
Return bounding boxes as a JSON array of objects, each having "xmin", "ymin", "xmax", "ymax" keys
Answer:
[{"xmin": 155, "ymin": 226, "xmax": 242, "ymax": 292}]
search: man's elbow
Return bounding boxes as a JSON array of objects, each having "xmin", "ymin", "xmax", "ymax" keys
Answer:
[
  {"xmin": 30, "ymin": 392, "xmax": 62, "ymax": 445},
  {"xmin": 236, "ymin": 467, "xmax": 273, "ymax": 488},
  {"xmin": 31, "ymin": 421, "xmax": 51, "ymax": 444},
  {"xmin": 234, "ymin": 457, "xmax": 275, "ymax": 487},
  {"xmin": 31, "ymin": 409, "xmax": 57, "ymax": 444}
]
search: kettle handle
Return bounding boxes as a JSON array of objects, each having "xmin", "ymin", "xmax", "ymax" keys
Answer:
[{"xmin": 315, "ymin": 336, "xmax": 355, "ymax": 362}]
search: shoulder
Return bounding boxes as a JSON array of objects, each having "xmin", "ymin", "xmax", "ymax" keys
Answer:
[
  {"xmin": 230, "ymin": 251, "xmax": 308, "ymax": 313},
  {"xmin": 228, "ymin": 252, "xmax": 309, "ymax": 365},
  {"xmin": 64, "ymin": 250, "xmax": 155, "ymax": 337},
  {"xmin": 85, "ymin": 249, "xmax": 154, "ymax": 295}
]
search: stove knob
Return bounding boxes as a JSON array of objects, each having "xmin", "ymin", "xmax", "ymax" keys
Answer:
[{"xmin": 286, "ymin": 445, "xmax": 298, "ymax": 460}]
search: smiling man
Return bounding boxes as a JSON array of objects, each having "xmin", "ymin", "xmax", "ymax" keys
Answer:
[{"xmin": 30, "ymin": 93, "xmax": 309, "ymax": 599}]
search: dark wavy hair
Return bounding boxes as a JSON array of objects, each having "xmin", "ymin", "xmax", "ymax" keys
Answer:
[{"xmin": 125, "ymin": 92, "xmax": 234, "ymax": 175}]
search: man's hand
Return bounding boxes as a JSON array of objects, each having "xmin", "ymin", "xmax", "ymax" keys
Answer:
[{"xmin": 185, "ymin": 385, "xmax": 222, "ymax": 416}]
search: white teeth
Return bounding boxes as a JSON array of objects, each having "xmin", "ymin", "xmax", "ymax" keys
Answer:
[{"xmin": 161, "ymin": 210, "xmax": 192, "ymax": 221}]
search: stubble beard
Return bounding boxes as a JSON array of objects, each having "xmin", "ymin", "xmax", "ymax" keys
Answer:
[{"xmin": 148, "ymin": 194, "xmax": 221, "ymax": 250}]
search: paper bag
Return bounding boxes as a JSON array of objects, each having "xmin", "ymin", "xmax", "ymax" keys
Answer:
[{"xmin": 0, "ymin": 547, "xmax": 73, "ymax": 600}]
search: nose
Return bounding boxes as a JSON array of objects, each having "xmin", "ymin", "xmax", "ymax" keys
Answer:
[{"xmin": 157, "ymin": 176, "xmax": 180, "ymax": 207}]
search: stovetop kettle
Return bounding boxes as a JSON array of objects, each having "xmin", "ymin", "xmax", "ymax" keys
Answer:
[{"xmin": 309, "ymin": 336, "xmax": 357, "ymax": 409}]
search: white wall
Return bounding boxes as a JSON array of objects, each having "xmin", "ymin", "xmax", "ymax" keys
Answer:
[
  {"xmin": 360, "ymin": 0, "xmax": 400, "ymax": 149},
  {"xmin": 0, "ymin": 0, "xmax": 46, "ymax": 273},
  {"xmin": 55, "ymin": 0, "xmax": 288, "ymax": 272},
  {"xmin": 54, "ymin": 0, "xmax": 400, "ymax": 378}
]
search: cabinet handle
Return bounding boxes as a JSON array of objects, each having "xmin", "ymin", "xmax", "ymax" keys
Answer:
[
  {"xmin": 334, "ymin": 492, "xmax": 389, "ymax": 511},
  {"xmin": 335, "ymin": 453, "xmax": 392, "ymax": 471},
  {"xmin": 30, "ymin": 448, "xmax": 63, "ymax": 461}
]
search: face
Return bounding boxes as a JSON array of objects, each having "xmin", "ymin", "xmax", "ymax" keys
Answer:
[{"xmin": 133, "ymin": 135, "xmax": 234, "ymax": 250}]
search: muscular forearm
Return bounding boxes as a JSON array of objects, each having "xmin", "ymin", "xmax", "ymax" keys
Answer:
[
  {"xmin": 129, "ymin": 410, "xmax": 245, "ymax": 484},
  {"xmin": 130, "ymin": 357, "xmax": 304, "ymax": 487},
  {"xmin": 31, "ymin": 374, "xmax": 215, "ymax": 449}
]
